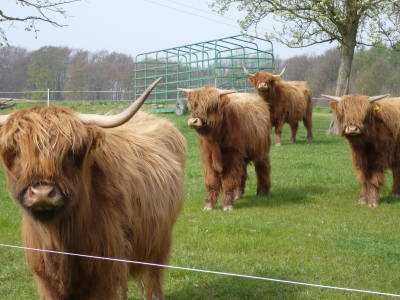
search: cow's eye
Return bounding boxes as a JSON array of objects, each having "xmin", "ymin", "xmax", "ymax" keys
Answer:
[
  {"xmin": 2, "ymin": 149, "xmax": 19, "ymax": 173},
  {"xmin": 65, "ymin": 150, "xmax": 86, "ymax": 169}
]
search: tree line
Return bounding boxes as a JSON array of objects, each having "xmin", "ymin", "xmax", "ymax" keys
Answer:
[
  {"xmin": 1, "ymin": 45, "xmax": 400, "ymax": 102},
  {"xmin": 275, "ymin": 44, "xmax": 400, "ymax": 99},
  {"xmin": 0, "ymin": 46, "xmax": 135, "ymax": 101}
]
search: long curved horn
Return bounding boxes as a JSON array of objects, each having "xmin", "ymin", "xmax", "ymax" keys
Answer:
[
  {"xmin": 369, "ymin": 94, "xmax": 390, "ymax": 102},
  {"xmin": 177, "ymin": 88, "xmax": 193, "ymax": 93},
  {"xmin": 275, "ymin": 63, "xmax": 289, "ymax": 77},
  {"xmin": 77, "ymin": 77, "xmax": 162, "ymax": 128},
  {"xmin": 321, "ymin": 94, "xmax": 341, "ymax": 102},
  {"xmin": 219, "ymin": 89, "xmax": 237, "ymax": 96},
  {"xmin": 242, "ymin": 61, "xmax": 252, "ymax": 76}
]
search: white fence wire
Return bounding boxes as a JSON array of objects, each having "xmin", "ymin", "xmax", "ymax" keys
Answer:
[
  {"xmin": 0, "ymin": 90, "xmax": 332, "ymax": 109},
  {"xmin": 0, "ymin": 243, "xmax": 398, "ymax": 298}
]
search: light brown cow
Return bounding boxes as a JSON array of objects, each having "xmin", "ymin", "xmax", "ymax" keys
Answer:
[
  {"xmin": 244, "ymin": 64, "xmax": 313, "ymax": 146},
  {"xmin": 0, "ymin": 78, "xmax": 187, "ymax": 300},
  {"xmin": 323, "ymin": 93, "xmax": 400, "ymax": 207},
  {"xmin": 179, "ymin": 85, "xmax": 271, "ymax": 211}
]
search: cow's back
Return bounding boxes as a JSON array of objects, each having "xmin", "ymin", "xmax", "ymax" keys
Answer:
[
  {"xmin": 376, "ymin": 98, "xmax": 400, "ymax": 141},
  {"xmin": 279, "ymin": 81, "xmax": 312, "ymax": 123},
  {"xmin": 223, "ymin": 93, "xmax": 271, "ymax": 157}
]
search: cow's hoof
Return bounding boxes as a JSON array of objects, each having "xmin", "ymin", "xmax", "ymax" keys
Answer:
[
  {"xmin": 392, "ymin": 193, "xmax": 400, "ymax": 198},
  {"xmin": 223, "ymin": 205, "xmax": 234, "ymax": 211},
  {"xmin": 234, "ymin": 189, "xmax": 243, "ymax": 200},
  {"xmin": 257, "ymin": 188, "xmax": 269, "ymax": 196},
  {"xmin": 289, "ymin": 139, "xmax": 295, "ymax": 144},
  {"xmin": 368, "ymin": 202, "xmax": 379, "ymax": 207},
  {"xmin": 275, "ymin": 142, "xmax": 281, "ymax": 146},
  {"xmin": 203, "ymin": 203, "xmax": 214, "ymax": 211},
  {"xmin": 307, "ymin": 137, "xmax": 313, "ymax": 142},
  {"xmin": 358, "ymin": 198, "xmax": 367, "ymax": 205}
]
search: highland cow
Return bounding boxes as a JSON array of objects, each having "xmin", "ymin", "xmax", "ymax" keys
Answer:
[
  {"xmin": 243, "ymin": 64, "xmax": 313, "ymax": 146},
  {"xmin": 0, "ymin": 78, "xmax": 187, "ymax": 300},
  {"xmin": 178, "ymin": 85, "xmax": 271, "ymax": 211},
  {"xmin": 323, "ymin": 93, "xmax": 399, "ymax": 207}
]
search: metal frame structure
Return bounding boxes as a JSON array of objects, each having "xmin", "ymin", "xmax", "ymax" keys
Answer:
[{"xmin": 135, "ymin": 34, "xmax": 275, "ymax": 114}]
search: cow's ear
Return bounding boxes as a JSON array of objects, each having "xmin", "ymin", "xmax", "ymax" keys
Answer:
[
  {"xmin": 87, "ymin": 126, "xmax": 105, "ymax": 151},
  {"xmin": 219, "ymin": 95, "xmax": 231, "ymax": 109},
  {"xmin": 329, "ymin": 101, "xmax": 338, "ymax": 112}
]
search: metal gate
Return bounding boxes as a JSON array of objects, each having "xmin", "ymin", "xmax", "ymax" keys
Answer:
[{"xmin": 135, "ymin": 34, "xmax": 274, "ymax": 114}]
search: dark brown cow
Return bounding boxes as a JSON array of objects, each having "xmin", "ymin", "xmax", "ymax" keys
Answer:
[
  {"xmin": 178, "ymin": 85, "xmax": 271, "ymax": 211},
  {"xmin": 243, "ymin": 64, "xmax": 313, "ymax": 146},
  {"xmin": 323, "ymin": 93, "xmax": 398, "ymax": 207},
  {"xmin": 0, "ymin": 78, "xmax": 187, "ymax": 300}
]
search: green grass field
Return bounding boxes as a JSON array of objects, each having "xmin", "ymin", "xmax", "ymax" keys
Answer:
[{"xmin": 0, "ymin": 101, "xmax": 399, "ymax": 299}]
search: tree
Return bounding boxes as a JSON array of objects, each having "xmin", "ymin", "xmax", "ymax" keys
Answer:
[
  {"xmin": 0, "ymin": 0, "xmax": 83, "ymax": 47},
  {"xmin": 26, "ymin": 46, "xmax": 71, "ymax": 100},
  {"xmin": 64, "ymin": 50, "xmax": 135, "ymax": 101},
  {"xmin": 309, "ymin": 49, "xmax": 340, "ymax": 97},
  {"xmin": 209, "ymin": 0, "xmax": 400, "ymax": 133},
  {"xmin": 0, "ymin": 46, "xmax": 31, "ymax": 96}
]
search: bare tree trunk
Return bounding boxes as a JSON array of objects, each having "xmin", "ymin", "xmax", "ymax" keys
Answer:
[{"xmin": 326, "ymin": 44, "xmax": 355, "ymax": 134}]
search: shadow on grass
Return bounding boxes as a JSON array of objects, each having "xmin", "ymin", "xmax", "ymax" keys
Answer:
[
  {"xmin": 379, "ymin": 194, "xmax": 400, "ymax": 205},
  {"xmin": 166, "ymin": 270, "xmax": 304, "ymax": 300},
  {"xmin": 234, "ymin": 185, "xmax": 328, "ymax": 210},
  {"xmin": 275, "ymin": 137, "xmax": 342, "ymax": 146}
]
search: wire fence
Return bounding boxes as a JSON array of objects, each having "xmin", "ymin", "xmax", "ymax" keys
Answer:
[
  {"xmin": 0, "ymin": 243, "xmax": 398, "ymax": 298},
  {"xmin": 0, "ymin": 90, "xmax": 137, "ymax": 103},
  {"xmin": 0, "ymin": 90, "xmax": 332, "ymax": 109}
]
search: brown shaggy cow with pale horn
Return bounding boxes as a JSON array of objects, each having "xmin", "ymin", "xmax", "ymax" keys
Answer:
[
  {"xmin": 243, "ymin": 64, "xmax": 313, "ymax": 146},
  {"xmin": 178, "ymin": 85, "xmax": 271, "ymax": 211},
  {"xmin": 322, "ymin": 93, "xmax": 400, "ymax": 207},
  {"xmin": 0, "ymin": 78, "xmax": 187, "ymax": 300}
]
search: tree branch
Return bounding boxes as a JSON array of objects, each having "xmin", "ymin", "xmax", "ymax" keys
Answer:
[{"xmin": 0, "ymin": 0, "xmax": 84, "ymax": 47}]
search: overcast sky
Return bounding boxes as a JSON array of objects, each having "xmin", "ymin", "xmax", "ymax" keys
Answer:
[{"xmin": 2, "ymin": 0, "xmax": 334, "ymax": 59}]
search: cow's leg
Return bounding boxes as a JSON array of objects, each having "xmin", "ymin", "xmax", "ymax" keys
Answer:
[
  {"xmin": 358, "ymin": 184, "xmax": 368, "ymax": 205},
  {"xmin": 274, "ymin": 123, "xmax": 284, "ymax": 146},
  {"xmin": 391, "ymin": 167, "xmax": 400, "ymax": 197},
  {"xmin": 143, "ymin": 266, "xmax": 165, "ymax": 300},
  {"xmin": 356, "ymin": 168, "xmax": 383, "ymax": 207},
  {"xmin": 221, "ymin": 154, "xmax": 246, "ymax": 211},
  {"xmin": 234, "ymin": 165, "xmax": 247, "ymax": 200},
  {"xmin": 289, "ymin": 122, "xmax": 299, "ymax": 144},
  {"xmin": 358, "ymin": 183, "xmax": 380, "ymax": 206},
  {"xmin": 366, "ymin": 182, "xmax": 380, "ymax": 207},
  {"xmin": 303, "ymin": 115, "xmax": 313, "ymax": 142},
  {"xmin": 36, "ymin": 277, "xmax": 52, "ymax": 300},
  {"xmin": 204, "ymin": 177, "xmax": 220, "ymax": 211},
  {"xmin": 201, "ymin": 143, "xmax": 221, "ymax": 210},
  {"xmin": 254, "ymin": 155, "xmax": 271, "ymax": 196}
]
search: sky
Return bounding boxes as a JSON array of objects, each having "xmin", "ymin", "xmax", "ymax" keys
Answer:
[{"xmin": 2, "ymin": 0, "xmax": 334, "ymax": 59}]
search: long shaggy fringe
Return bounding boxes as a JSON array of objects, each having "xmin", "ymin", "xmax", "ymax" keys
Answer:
[{"xmin": 333, "ymin": 95, "xmax": 400, "ymax": 141}]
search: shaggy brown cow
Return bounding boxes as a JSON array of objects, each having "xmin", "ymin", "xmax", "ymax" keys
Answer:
[
  {"xmin": 178, "ymin": 85, "xmax": 271, "ymax": 211},
  {"xmin": 0, "ymin": 78, "xmax": 187, "ymax": 300},
  {"xmin": 243, "ymin": 64, "xmax": 313, "ymax": 146},
  {"xmin": 323, "ymin": 93, "xmax": 398, "ymax": 207}
]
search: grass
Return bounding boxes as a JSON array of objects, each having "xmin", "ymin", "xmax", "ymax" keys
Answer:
[{"xmin": 0, "ymin": 102, "xmax": 400, "ymax": 299}]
